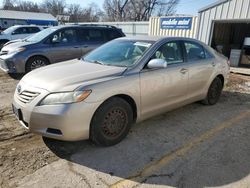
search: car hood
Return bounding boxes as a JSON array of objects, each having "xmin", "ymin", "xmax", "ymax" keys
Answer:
[
  {"xmin": 1, "ymin": 41, "xmax": 34, "ymax": 51},
  {"xmin": 21, "ymin": 59, "xmax": 127, "ymax": 92}
]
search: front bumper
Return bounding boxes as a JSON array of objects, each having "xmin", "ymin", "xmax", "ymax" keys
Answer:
[
  {"xmin": 12, "ymin": 83, "xmax": 101, "ymax": 141},
  {"xmin": 0, "ymin": 53, "xmax": 25, "ymax": 73}
]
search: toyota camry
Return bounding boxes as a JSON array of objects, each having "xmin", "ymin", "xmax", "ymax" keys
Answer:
[{"xmin": 12, "ymin": 36, "xmax": 230, "ymax": 146}]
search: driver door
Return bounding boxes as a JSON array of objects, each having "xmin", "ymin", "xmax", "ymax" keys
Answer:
[
  {"xmin": 140, "ymin": 41, "xmax": 189, "ymax": 120},
  {"xmin": 46, "ymin": 28, "xmax": 82, "ymax": 63}
]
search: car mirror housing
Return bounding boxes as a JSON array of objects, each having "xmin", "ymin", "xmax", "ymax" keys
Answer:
[
  {"xmin": 52, "ymin": 35, "xmax": 60, "ymax": 43},
  {"xmin": 12, "ymin": 31, "xmax": 18, "ymax": 35},
  {"xmin": 147, "ymin": 59, "xmax": 167, "ymax": 69}
]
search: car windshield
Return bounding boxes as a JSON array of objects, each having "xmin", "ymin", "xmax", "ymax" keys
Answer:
[
  {"xmin": 84, "ymin": 40, "xmax": 152, "ymax": 67},
  {"xmin": 25, "ymin": 27, "xmax": 57, "ymax": 42},
  {"xmin": 1, "ymin": 26, "xmax": 17, "ymax": 34}
]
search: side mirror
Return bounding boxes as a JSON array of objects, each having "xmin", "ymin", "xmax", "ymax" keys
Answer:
[
  {"xmin": 52, "ymin": 35, "xmax": 60, "ymax": 43},
  {"xmin": 12, "ymin": 31, "xmax": 18, "ymax": 35},
  {"xmin": 147, "ymin": 59, "xmax": 167, "ymax": 69}
]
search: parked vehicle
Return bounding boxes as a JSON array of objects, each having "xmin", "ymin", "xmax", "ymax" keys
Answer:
[
  {"xmin": 12, "ymin": 37, "xmax": 230, "ymax": 146},
  {"xmin": 0, "ymin": 25, "xmax": 44, "ymax": 49},
  {"xmin": 0, "ymin": 25, "xmax": 125, "ymax": 73}
]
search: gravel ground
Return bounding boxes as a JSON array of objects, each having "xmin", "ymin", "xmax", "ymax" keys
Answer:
[{"xmin": 0, "ymin": 71, "xmax": 249, "ymax": 188}]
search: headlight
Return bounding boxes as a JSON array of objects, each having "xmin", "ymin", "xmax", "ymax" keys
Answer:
[
  {"xmin": 39, "ymin": 90, "xmax": 92, "ymax": 105},
  {"xmin": 8, "ymin": 47, "xmax": 26, "ymax": 54}
]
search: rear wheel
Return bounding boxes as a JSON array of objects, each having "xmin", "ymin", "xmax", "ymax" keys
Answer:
[
  {"xmin": 90, "ymin": 97, "xmax": 133, "ymax": 146},
  {"xmin": 202, "ymin": 77, "xmax": 223, "ymax": 105},
  {"xmin": 26, "ymin": 56, "xmax": 49, "ymax": 73}
]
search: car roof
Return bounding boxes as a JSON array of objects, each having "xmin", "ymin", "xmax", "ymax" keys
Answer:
[
  {"xmin": 10, "ymin": 25, "xmax": 42, "ymax": 28},
  {"xmin": 117, "ymin": 36, "xmax": 202, "ymax": 43},
  {"xmin": 53, "ymin": 24, "xmax": 120, "ymax": 30}
]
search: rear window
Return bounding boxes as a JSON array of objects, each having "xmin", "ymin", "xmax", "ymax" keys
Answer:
[
  {"xmin": 106, "ymin": 29, "xmax": 123, "ymax": 40},
  {"xmin": 28, "ymin": 27, "xmax": 41, "ymax": 33},
  {"xmin": 184, "ymin": 41, "xmax": 206, "ymax": 61},
  {"xmin": 78, "ymin": 28, "xmax": 105, "ymax": 42}
]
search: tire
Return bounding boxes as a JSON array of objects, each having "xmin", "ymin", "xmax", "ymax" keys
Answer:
[
  {"xmin": 90, "ymin": 97, "xmax": 133, "ymax": 146},
  {"xmin": 26, "ymin": 56, "xmax": 49, "ymax": 73},
  {"xmin": 202, "ymin": 77, "xmax": 223, "ymax": 105}
]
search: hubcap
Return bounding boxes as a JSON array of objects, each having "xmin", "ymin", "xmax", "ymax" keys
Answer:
[
  {"xmin": 101, "ymin": 108, "xmax": 128, "ymax": 139},
  {"xmin": 30, "ymin": 59, "xmax": 46, "ymax": 70}
]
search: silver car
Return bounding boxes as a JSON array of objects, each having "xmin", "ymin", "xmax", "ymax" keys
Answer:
[{"xmin": 12, "ymin": 37, "xmax": 230, "ymax": 146}]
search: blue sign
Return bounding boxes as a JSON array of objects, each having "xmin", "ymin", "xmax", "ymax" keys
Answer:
[
  {"xmin": 160, "ymin": 17, "xmax": 193, "ymax": 30},
  {"xmin": 26, "ymin": 19, "xmax": 58, "ymax": 26}
]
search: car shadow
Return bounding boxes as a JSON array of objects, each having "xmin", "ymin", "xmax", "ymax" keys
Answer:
[{"xmin": 44, "ymin": 91, "xmax": 250, "ymax": 187}]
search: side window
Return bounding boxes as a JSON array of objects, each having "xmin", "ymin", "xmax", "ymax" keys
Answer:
[
  {"xmin": 49, "ymin": 29, "xmax": 77, "ymax": 44},
  {"xmin": 184, "ymin": 42, "xmax": 206, "ymax": 61},
  {"xmin": 204, "ymin": 48, "xmax": 214, "ymax": 59},
  {"xmin": 88, "ymin": 29, "xmax": 104, "ymax": 42},
  {"xmin": 153, "ymin": 41, "xmax": 184, "ymax": 65},
  {"xmin": 13, "ymin": 27, "xmax": 28, "ymax": 35},
  {"xmin": 28, "ymin": 27, "xmax": 41, "ymax": 33},
  {"xmin": 77, "ymin": 29, "xmax": 89, "ymax": 42},
  {"xmin": 107, "ymin": 29, "xmax": 122, "ymax": 40}
]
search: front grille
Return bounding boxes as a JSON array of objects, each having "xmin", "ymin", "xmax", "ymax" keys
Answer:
[
  {"xmin": 0, "ymin": 51, "xmax": 8, "ymax": 55},
  {"xmin": 17, "ymin": 90, "xmax": 40, "ymax": 104}
]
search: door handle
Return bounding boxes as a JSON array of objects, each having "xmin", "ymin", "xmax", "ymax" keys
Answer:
[
  {"xmin": 73, "ymin": 46, "xmax": 80, "ymax": 48},
  {"xmin": 83, "ymin": 45, "xmax": 88, "ymax": 48},
  {"xmin": 212, "ymin": 62, "xmax": 216, "ymax": 67},
  {"xmin": 180, "ymin": 68, "xmax": 188, "ymax": 74}
]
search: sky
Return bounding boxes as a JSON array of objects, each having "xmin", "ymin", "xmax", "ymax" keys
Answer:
[{"xmin": 0, "ymin": 0, "xmax": 218, "ymax": 15}]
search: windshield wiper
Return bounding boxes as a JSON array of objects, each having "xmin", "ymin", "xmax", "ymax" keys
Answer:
[{"xmin": 91, "ymin": 60, "xmax": 105, "ymax": 65}]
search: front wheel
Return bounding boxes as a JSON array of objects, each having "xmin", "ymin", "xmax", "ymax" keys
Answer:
[
  {"xmin": 202, "ymin": 77, "xmax": 223, "ymax": 105},
  {"xmin": 26, "ymin": 56, "xmax": 49, "ymax": 73},
  {"xmin": 90, "ymin": 97, "xmax": 133, "ymax": 146}
]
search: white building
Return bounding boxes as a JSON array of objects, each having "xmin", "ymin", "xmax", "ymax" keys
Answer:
[
  {"xmin": 0, "ymin": 10, "xmax": 58, "ymax": 29},
  {"xmin": 197, "ymin": 0, "xmax": 250, "ymax": 67}
]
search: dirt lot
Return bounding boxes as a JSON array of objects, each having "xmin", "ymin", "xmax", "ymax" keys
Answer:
[{"xmin": 0, "ymin": 71, "xmax": 250, "ymax": 188}]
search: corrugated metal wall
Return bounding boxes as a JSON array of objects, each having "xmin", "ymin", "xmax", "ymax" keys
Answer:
[
  {"xmin": 68, "ymin": 22, "xmax": 149, "ymax": 37},
  {"xmin": 197, "ymin": 0, "xmax": 250, "ymax": 44},
  {"xmin": 148, "ymin": 16, "xmax": 198, "ymax": 38}
]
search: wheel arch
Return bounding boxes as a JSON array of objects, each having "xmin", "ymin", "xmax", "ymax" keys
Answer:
[
  {"xmin": 0, "ymin": 39, "xmax": 10, "ymax": 46},
  {"xmin": 25, "ymin": 55, "xmax": 50, "ymax": 71},
  {"xmin": 216, "ymin": 74, "xmax": 225, "ymax": 87},
  {"xmin": 113, "ymin": 94, "xmax": 138, "ymax": 123},
  {"xmin": 0, "ymin": 39, "xmax": 9, "ymax": 42},
  {"xmin": 91, "ymin": 94, "xmax": 138, "ymax": 126}
]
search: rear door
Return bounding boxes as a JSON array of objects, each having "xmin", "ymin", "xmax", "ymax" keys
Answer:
[
  {"xmin": 77, "ymin": 28, "xmax": 106, "ymax": 56},
  {"xmin": 183, "ymin": 41, "xmax": 215, "ymax": 99},
  {"xmin": 140, "ymin": 40, "xmax": 189, "ymax": 119},
  {"xmin": 45, "ymin": 28, "xmax": 82, "ymax": 63}
]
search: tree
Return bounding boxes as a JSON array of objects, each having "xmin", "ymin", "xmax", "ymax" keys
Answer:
[
  {"xmin": 2, "ymin": 0, "xmax": 40, "ymax": 12},
  {"xmin": 103, "ymin": 0, "xmax": 129, "ymax": 21},
  {"xmin": 2, "ymin": 0, "xmax": 15, "ymax": 10},
  {"xmin": 67, "ymin": 4, "xmax": 82, "ymax": 22},
  {"xmin": 41, "ymin": 0, "xmax": 66, "ymax": 16},
  {"xmin": 103, "ymin": 0, "xmax": 180, "ymax": 21},
  {"xmin": 67, "ymin": 3, "xmax": 103, "ymax": 23}
]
